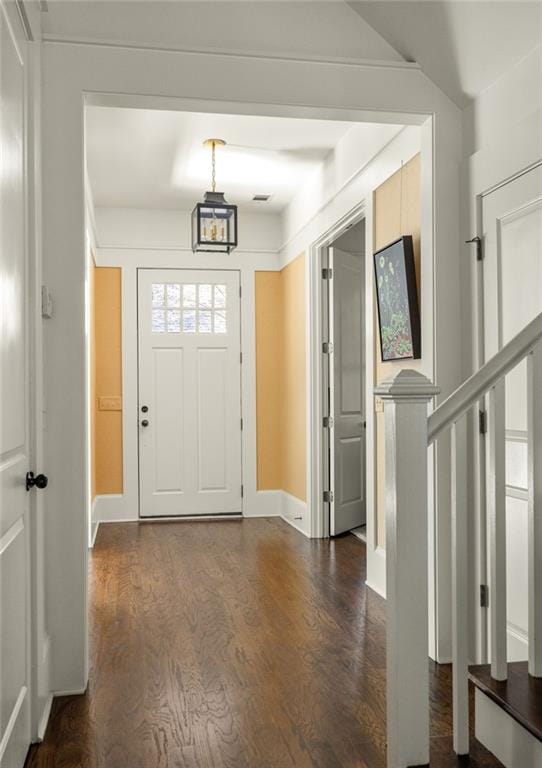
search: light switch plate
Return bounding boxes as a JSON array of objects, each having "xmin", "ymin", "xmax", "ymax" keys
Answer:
[{"xmin": 98, "ymin": 396, "xmax": 122, "ymax": 411}]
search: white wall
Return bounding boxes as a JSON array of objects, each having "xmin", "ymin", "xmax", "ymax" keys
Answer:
[
  {"xmin": 462, "ymin": 45, "xmax": 542, "ymax": 159},
  {"xmin": 95, "ymin": 207, "xmax": 282, "ymax": 253},
  {"xmin": 281, "ymin": 122, "xmax": 404, "ymax": 257}
]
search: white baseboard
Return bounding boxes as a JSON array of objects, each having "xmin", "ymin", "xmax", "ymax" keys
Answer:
[
  {"xmin": 366, "ymin": 544, "xmax": 386, "ymax": 598},
  {"xmin": 475, "ymin": 688, "xmax": 542, "ymax": 768},
  {"xmin": 244, "ymin": 490, "xmax": 282, "ymax": 517},
  {"xmin": 52, "ymin": 687, "xmax": 87, "ymax": 697},
  {"xmin": 93, "ymin": 493, "xmax": 138, "ymax": 523},
  {"xmin": 89, "ymin": 519, "xmax": 99, "ymax": 548},
  {"xmin": 36, "ymin": 693, "xmax": 53, "ymax": 742},
  {"xmin": 280, "ymin": 491, "xmax": 310, "ymax": 537}
]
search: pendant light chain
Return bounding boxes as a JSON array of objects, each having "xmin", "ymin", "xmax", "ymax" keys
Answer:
[{"xmin": 211, "ymin": 141, "xmax": 216, "ymax": 193}]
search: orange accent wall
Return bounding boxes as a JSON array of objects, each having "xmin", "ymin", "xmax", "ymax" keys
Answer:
[
  {"xmin": 255, "ymin": 253, "xmax": 306, "ymax": 501},
  {"xmin": 93, "ymin": 267, "xmax": 123, "ymax": 495},
  {"xmin": 255, "ymin": 272, "xmax": 283, "ymax": 490},
  {"xmin": 373, "ymin": 153, "xmax": 421, "ymax": 546}
]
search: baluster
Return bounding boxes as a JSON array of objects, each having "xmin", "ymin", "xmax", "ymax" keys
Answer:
[
  {"xmin": 527, "ymin": 345, "xmax": 542, "ymax": 677},
  {"xmin": 487, "ymin": 378, "xmax": 507, "ymax": 680},
  {"xmin": 375, "ymin": 370, "xmax": 439, "ymax": 768},
  {"xmin": 451, "ymin": 417, "xmax": 469, "ymax": 754}
]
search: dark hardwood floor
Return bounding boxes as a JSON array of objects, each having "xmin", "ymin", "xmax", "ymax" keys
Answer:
[{"xmin": 26, "ymin": 518, "xmax": 502, "ymax": 767}]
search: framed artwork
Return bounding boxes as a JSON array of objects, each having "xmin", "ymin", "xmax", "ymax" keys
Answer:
[{"xmin": 373, "ymin": 235, "xmax": 421, "ymax": 361}]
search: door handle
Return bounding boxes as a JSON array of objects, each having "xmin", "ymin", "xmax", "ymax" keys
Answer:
[
  {"xmin": 26, "ymin": 472, "xmax": 49, "ymax": 491},
  {"xmin": 141, "ymin": 419, "xmax": 149, "ymax": 427}
]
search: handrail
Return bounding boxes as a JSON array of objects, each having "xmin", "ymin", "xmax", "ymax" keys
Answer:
[{"xmin": 427, "ymin": 311, "xmax": 542, "ymax": 444}]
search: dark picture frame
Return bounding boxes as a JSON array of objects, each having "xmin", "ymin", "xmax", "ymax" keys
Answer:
[{"xmin": 373, "ymin": 235, "xmax": 421, "ymax": 361}]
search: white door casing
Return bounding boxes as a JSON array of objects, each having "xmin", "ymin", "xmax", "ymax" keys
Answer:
[
  {"xmin": 138, "ymin": 269, "xmax": 242, "ymax": 517},
  {"xmin": 328, "ymin": 247, "xmax": 366, "ymax": 535},
  {"xmin": 0, "ymin": 4, "xmax": 31, "ymax": 765},
  {"xmin": 482, "ymin": 164, "xmax": 542, "ymax": 661}
]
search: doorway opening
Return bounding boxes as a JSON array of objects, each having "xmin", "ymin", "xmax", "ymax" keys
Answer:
[
  {"xmin": 308, "ymin": 209, "xmax": 367, "ymax": 540},
  {"xmin": 323, "ymin": 220, "xmax": 366, "ymax": 537},
  {"xmin": 138, "ymin": 268, "xmax": 243, "ymax": 519}
]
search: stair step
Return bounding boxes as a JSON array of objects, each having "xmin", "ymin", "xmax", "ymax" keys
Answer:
[{"xmin": 469, "ymin": 662, "xmax": 542, "ymax": 742}]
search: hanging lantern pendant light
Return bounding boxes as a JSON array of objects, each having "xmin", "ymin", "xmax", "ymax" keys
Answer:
[{"xmin": 191, "ymin": 138, "xmax": 238, "ymax": 253}]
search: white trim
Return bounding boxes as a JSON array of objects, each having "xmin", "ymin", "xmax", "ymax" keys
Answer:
[
  {"xmin": 281, "ymin": 491, "xmax": 310, "ymax": 537},
  {"xmin": 89, "ymin": 518, "xmax": 99, "ymax": 548},
  {"xmin": 36, "ymin": 693, "xmax": 53, "ymax": 742},
  {"xmin": 474, "ymin": 688, "xmax": 542, "ymax": 768},
  {"xmin": 245, "ymin": 490, "xmax": 282, "ymax": 518},
  {"xmin": 307, "ymin": 202, "xmax": 366, "ymax": 542},
  {"xmin": 0, "ymin": 686, "xmax": 27, "ymax": 761},
  {"xmin": 52, "ymin": 687, "xmax": 87, "ymax": 697},
  {"xmin": 41, "ymin": 33, "xmax": 420, "ymax": 73},
  {"xmin": 366, "ymin": 546, "xmax": 387, "ymax": 599}
]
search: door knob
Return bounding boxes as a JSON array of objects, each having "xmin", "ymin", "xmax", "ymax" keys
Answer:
[
  {"xmin": 26, "ymin": 472, "xmax": 49, "ymax": 491},
  {"xmin": 141, "ymin": 419, "xmax": 149, "ymax": 427}
]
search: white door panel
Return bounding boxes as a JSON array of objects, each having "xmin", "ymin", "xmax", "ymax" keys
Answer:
[
  {"xmin": 0, "ymin": 5, "xmax": 31, "ymax": 766},
  {"xmin": 138, "ymin": 269, "xmax": 242, "ymax": 517},
  {"xmin": 329, "ymin": 247, "xmax": 366, "ymax": 535},
  {"xmin": 482, "ymin": 163, "xmax": 542, "ymax": 661}
]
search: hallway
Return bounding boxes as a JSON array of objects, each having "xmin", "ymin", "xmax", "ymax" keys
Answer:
[{"xmin": 27, "ymin": 520, "xmax": 501, "ymax": 767}]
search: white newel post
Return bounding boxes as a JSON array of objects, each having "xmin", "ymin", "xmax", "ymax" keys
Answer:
[{"xmin": 375, "ymin": 370, "xmax": 440, "ymax": 768}]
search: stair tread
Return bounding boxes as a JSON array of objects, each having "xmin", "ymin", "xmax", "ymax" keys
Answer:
[{"xmin": 469, "ymin": 662, "xmax": 542, "ymax": 742}]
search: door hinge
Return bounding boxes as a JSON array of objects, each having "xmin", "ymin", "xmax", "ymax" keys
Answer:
[
  {"xmin": 323, "ymin": 490, "xmax": 334, "ymax": 503},
  {"xmin": 322, "ymin": 267, "xmax": 333, "ymax": 280},
  {"xmin": 479, "ymin": 409, "xmax": 487, "ymax": 435},
  {"xmin": 466, "ymin": 236, "xmax": 483, "ymax": 262},
  {"xmin": 480, "ymin": 584, "xmax": 489, "ymax": 608},
  {"xmin": 240, "ymin": 352, "xmax": 243, "ymax": 364},
  {"xmin": 322, "ymin": 342, "xmax": 334, "ymax": 354},
  {"xmin": 240, "ymin": 418, "xmax": 243, "ymax": 431},
  {"xmin": 239, "ymin": 284, "xmax": 242, "ymax": 298},
  {"xmin": 241, "ymin": 484, "xmax": 244, "ymax": 498},
  {"xmin": 323, "ymin": 416, "xmax": 334, "ymax": 428}
]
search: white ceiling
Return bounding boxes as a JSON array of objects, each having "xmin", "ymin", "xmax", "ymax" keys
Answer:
[
  {"xmin": 350, "ymin": 1, "xmax": 542, "ymax": 107},
  {"xmin": 85, "ymin": 107, "xmax": 396, "ymax": 212}
]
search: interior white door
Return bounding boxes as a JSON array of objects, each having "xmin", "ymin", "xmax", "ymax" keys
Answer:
[
  {"xmin": 0, "ymin": 5, "xmax": 32, "ymax": 766},
  {"xmin": 482, "ymin": 163, "xmax": 542, "ymax": 661},
  {"xmin": 329, "ymin": 247, "xmax": 366, "ymax": 535},
  {"xmin": 138, "ymin": 269, "xmax": 242, "ymax": 517}
]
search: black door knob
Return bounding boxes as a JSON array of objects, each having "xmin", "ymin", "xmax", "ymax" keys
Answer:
[
  {"xmin": 141, "ymin": 419, "xmax": 149, "ymax": 427},
  {"xmin": 26, "ymin": 472, "xmax": 49, "ymax": 491}
]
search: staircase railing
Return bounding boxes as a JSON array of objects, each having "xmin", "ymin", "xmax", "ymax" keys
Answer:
[{"xmin": 375, "ymin": 311, "xmax": 542, "ymax": 768}]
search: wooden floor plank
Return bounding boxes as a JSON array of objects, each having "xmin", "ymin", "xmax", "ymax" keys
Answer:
[{"xmin": 26, "ymin": 519, "xmax": 502, "ymax": 767}]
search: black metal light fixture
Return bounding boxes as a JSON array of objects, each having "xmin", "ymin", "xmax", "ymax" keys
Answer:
[{"xmin": 191, "ymin": 138, "xmax": 238, "ymax": 253}]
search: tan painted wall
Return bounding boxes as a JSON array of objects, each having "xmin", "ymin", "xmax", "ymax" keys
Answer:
[
  {"xmin": 255, "ymin": 253, "xmax": 306, "ymax": 501},
  {"xmin": 282, "ymin": 255, "xmax": 306, "ymax": 500},
  {"xmin": 374, "ymin": 153, "xmax": 421, "ymax": 546},
  {"xmin": 90, "ymin": 259, "xmax": 96, "ymax": 501},
  {"xmin": 93, "ymin": 267, "xmax": 123, "ymax": 495},
  {"xmin": 255, "ymin": 271, "xmax": 283, "ymax": 490}
]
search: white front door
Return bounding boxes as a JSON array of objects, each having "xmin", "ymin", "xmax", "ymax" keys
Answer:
[
  {"xmin": 0, "ymin": 4, "xmax": 31, "ymax": 765},
  {"xmin": 482, "ymin": 163, "xmax": 542, "ymax": 660},
  {"xmin": 138, "ymin": 269, "xmax": 242, "ymax": 517},
  {"xmin": 328, "ymin": 247, "xmax": 366, "ymax": 535}
]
